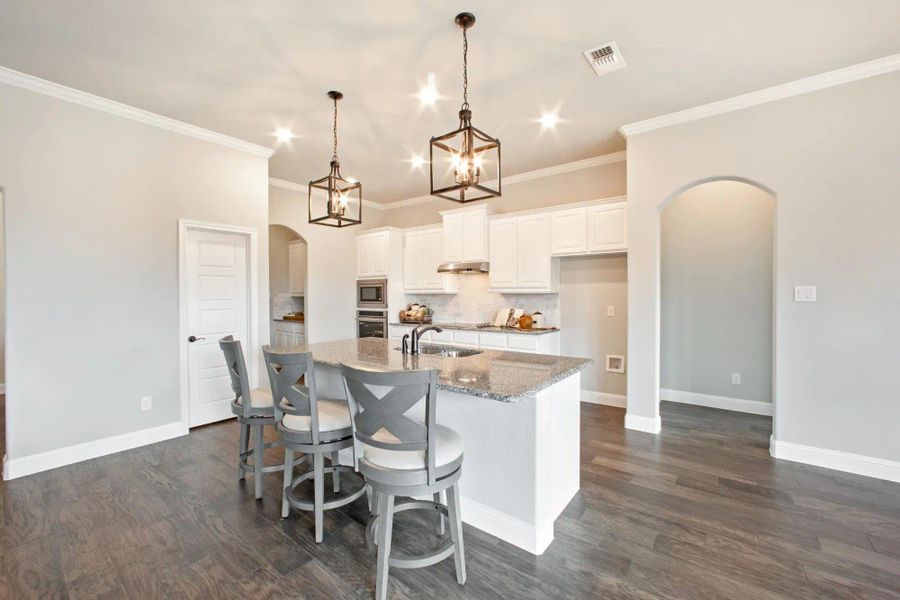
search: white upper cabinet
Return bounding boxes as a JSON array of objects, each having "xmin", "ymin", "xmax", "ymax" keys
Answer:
[
  {"xmin": 356, "ymin": 229, "xmax": 394, "ymax": 278},
  {"xmin": 440, "ymin": 205, "xmax": 494, "ymax": 263},
  {"xmin": 586, "ymin": 202, "xmax": 627, "ymax": 253},
  {"xmin": 404, "ymin": 227, "xmax": 456, "ymax": 293},
  {"xmin": 550, "ymin": 200, "xmax": 627, "ymax": 256},
  {"xmin": 489, "ymin": 214, "xmax": 558, "ymax": 292},
  {"xmin": 288, "ymin": 240, "xmax": 306, "ymax": 295}
]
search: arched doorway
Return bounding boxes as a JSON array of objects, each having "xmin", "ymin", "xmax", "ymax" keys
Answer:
[
  {"xmin": 657, "ymin": 177, "xmax": 776, "ymax": 435},
  {"xmin": 269, "ymin": 224, "xmax": 307, "ymax": 346}
]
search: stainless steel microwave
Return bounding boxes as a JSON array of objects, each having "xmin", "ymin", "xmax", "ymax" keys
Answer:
[{"xmin": 357, "ymin": 278, "xmax": 387, "ymax": 309}]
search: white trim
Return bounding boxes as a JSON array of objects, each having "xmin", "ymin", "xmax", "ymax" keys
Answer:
[
  {"xmin": 619, "ymin": 53, "xmax": 900, "ymax": 137},
  {"xmin": 178, "ymin": 219, "xmax": 259, "ymax": 431},
  {"xmin": 0, "ymin": 383, "xmax": 5, "ymax": 394},
  {"xmin": 660, "ymin": 388, "xmax": 772, "ymax": 416},
  {"xmin": 624, "ymin": 412, "xmax": 661, "ymax": 434},
  {"xmin": 459, "ymin": 496, "xmax": 554, "ymax": 555},
  {"xmin": 581, "ymin": 390, "xmax": 627, "ymax": 408},
  {"xmin": 0, "ymin": 65, "xmax": 275, "ymax": 158},
  {"xmin": 268, "ymin": 177, "xmax": 385, "ymax": 211},
  {"xmin": 770, "ymin": 436, "xmax": 900, "ymax": 484},
  {"xmin": 2, "ymin": 421, "xmax": 187, "ymax": 480},
  {"xmin": 369, "ymin": 151, "xmax": 627, "ymax": 210}
]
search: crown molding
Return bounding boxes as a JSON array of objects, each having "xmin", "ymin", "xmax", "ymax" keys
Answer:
[
  {"xmin": 268, "ymin": 177, "xmax": 384, "ymax": 210},
  {"xmin": 376, "ymin": 150, "xmax": 627, "ymax": 210},
  {"xmin": 0, "ymin": 65, "xmax": 275, "ymax": 158},
  {"xmin": 619, "ymin": 53, "xmax": 900, "ymax": 137}
]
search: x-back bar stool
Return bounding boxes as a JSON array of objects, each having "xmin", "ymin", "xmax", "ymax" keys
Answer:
[
  {"xmin": 263, "ymin": 346, "xmax": 366, "ymax": 542},
  {"xmin": 340, "ymin": 363, "xmax": 466, "ymax": 600},
  {"xmin": 219, "ymin": 335, "xmax": 285, "ymax": 500}
]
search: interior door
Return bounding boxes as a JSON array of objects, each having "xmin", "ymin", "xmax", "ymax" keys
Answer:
[{"xmin": 185, "ymin": 229, "xmax": 250, "ymax": 427}]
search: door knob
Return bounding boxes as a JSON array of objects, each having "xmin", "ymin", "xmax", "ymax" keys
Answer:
[{"xmin": 188, "ymin": 335, "xmax": 206, "ymax": 343}]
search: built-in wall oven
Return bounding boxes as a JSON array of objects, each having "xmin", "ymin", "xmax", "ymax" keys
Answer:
[
  {"xmin": 357, "ymin": 310, "xmax": 388, "ymax": 339},
  {"xmin": 357, "ymin": 279, "xmax": 387, "ymax": 309}
]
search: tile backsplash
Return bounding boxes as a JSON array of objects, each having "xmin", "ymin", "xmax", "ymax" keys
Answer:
[
  {"xmin": 272, "ymin": 293, "xmax": 304, "ymax": 319},
  {"xmin": 404, "ymin": 274, "xmax": 559, "ymax": 325}
]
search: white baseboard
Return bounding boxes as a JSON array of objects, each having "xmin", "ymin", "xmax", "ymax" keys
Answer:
[
  {"xmin": 581, "ymin": 390, "xmax": 626, "ymax": 408},
  {"xmin": 660, "ymin": 388, "xmax": 772, "ymax": 416},
  {"xmin": 770, "ymin": 436, "xmax": 900, "ymax": 483},
  {"xmin": 460, "ymin": 496, "xmax": 553, "ymax": 556},
  {"xmin": 2, "ymin": 421, "xmax": 188, "ymax": 480},
  {"xmin": 624, "ymin": 413, "xmax": 661, "ymax": 434}
]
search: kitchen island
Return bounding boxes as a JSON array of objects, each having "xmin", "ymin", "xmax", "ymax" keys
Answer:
[{"xmin": 290, "ymin": 337, "xmax": 590, "ymax": 555}]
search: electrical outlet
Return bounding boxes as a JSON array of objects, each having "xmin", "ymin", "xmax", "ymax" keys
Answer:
[
  {"xmin": 606, "ymin": 305, "xmax": 615, "ymax": 317},
  {"xmin": 731, "ymin": 373, "xmax": 742, "ymax": 385},
  {"xmin": 141, "ymin": 396, "xmax": 152, "ymax": 411},
  {"xmin": 794, "ymin": 286, "xmax": 817, "ymax": 302}
]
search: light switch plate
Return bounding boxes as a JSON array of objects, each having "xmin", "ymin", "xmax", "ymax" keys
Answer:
[
  {"xmin": 731, "ymin": 373, "xmax": 742, "ymax": 385},
  {"xmin": 607, "ymin": 305, "xmax": 615, "ymax": 317},
  {"xmin": 794, "ymin": 286, "xmax": 817, "ymax": 302},
  {"xmin": 141, "ymin": 396, "xmax": 152, "ymax": 411}
]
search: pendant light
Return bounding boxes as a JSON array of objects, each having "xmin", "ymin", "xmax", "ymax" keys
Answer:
[
  {"xmin": 430, "ymin": 12, "xmax": 501, "ymax": 203},
  {"xmin": 308, "ymin": 91, "xmax": 362, "ymax": 227}
]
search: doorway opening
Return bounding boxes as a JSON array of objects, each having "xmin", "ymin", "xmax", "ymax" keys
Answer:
[
  {"xmin": 659, "ymin": 179, "xmax": 775, "ymax": 437},
  {"xmin": 269, "ymin": 225, "xmax": 307, "ymax": 347}
]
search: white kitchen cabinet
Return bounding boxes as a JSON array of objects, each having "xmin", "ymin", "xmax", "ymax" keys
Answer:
[
  {"xmin": 273, "ymin": 321, "xmax": 305, "ymax": 348},
  {"xmin": 288, "ymin": 240, "xmax": 306, "ymax": 295},
  {"xmin": 550, "ymin": 207, "xmax": 588, "ymax": 256},
  {"xmin": 440, "ymin": 205, "xmax": 494, "ymax": 263},
  {"xmin": 489, "ymin": 215, "xmax": 558, "ymax": 293},
  {"xmin": 586, "ymin": 202, "xmax": 627, "ymax": 253},
  {"xmin": 356, "ymin": 228, "xmax": 403, "ymax": 279},
  {"xmin": 404, "ymin": 227, "xmax": 457, "ymax": 293}
]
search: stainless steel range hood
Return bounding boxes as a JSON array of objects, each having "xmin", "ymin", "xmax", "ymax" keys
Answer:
[{"xmin": 437, "ymin": 261, "xmax": 489, "ymax": 274}]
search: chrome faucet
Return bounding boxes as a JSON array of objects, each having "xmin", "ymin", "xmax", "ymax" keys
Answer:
[{"xmin": 406, "ymin": 324, "xmax": 443, "ymax": 355}]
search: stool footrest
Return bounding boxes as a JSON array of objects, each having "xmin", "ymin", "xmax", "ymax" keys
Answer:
[
  {"xmin": 366, "ymin": 499, "xmax": 455, "ymax": 569},
  {"xmin": 285, "ymin": 465, "xmax": 366, "ymax": 511}
]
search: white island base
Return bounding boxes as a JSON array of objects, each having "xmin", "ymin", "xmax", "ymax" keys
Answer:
[{"xmin": 316, "ymin": 367, "xmax": 582, "ymax": 555}]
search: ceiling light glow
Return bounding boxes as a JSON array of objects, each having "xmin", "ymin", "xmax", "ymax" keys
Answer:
[
  {"xmin": 408, "ymin": 155, "xmax": 426, "ymax": 170},
  {"xmin": 274, "ymin": 127, "xmax": 295, "ymax": 144},
  {"xmin": 417, "ymin": 73, "xmax": 440, "ymax": 106},
  {"xmin": 538, "ymin": 111, "xmax": 561, "ymax": 129}
]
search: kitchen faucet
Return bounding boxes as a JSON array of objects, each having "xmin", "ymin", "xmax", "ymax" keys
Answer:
[{"xmin": 403, "ymin": 324, "xmax": 443, "ymax": 355}]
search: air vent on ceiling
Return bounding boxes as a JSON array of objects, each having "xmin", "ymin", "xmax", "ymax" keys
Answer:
[{"xmin": 583, "ymin": 42, "xmax": 626, "ymax": 76}]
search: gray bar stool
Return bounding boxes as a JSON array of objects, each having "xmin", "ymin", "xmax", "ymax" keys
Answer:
[
  {"xmin": 219, "ymin": 335, "xmax": 285, "ymax": 500},
  {"xmin": 340, "ymin": 363, "xmax": 466, "ymax": 600},
  {"xmin": 263, "ymin": 347, "xmax": 366, "ymax": 543}
]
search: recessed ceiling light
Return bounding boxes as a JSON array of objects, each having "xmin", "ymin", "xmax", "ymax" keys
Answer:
[
  {"xmin": 408, "ymin": 154, "xmax": 427, "ymax": 170},
  {"xmin": 274, "ymin": 127, "xmax": 295, "ymax": 144},
  {"xmin": 538, "ymin": 111, "xmax": 561, "ymax": 130},
  {"xmin": 416, "ymin": 73, "xmax": 441, "ymax": 107}
]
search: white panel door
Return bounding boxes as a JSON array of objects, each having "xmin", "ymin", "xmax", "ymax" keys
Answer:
[
  {"xmin": 443, "ymin": 214, "xmax": 463, "ymax": 262},
  {"xmin": 186, "ymin": 229, "xmax": 249, "ymax": 427},
  {"xmin": 422, "ymin": 228, "xmax": 444, "ymax": 289},
  {"xmin": 516, "ymin": 214, "xmax": 550, "ymax": 288},
  {"xmin": 550, "ymin": 208, "xmax": 588, "ymax": 255},
  {"xmin": 489, "ymin": 218, "xmax": 517, "ymax": 289},
  {"xmin": 587, "ymin": 204, "xmax": 627, "ymax": 253}
]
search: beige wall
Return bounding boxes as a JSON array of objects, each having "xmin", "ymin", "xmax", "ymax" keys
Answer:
[
  {"xmin": 0, "ymin": 191, "xmax": 4, "ymax": 386},
  {"xmin": 0, "ymin": 83, "xmax": 270, "ymax": 460},
  {"xmin": 625, "ymin": 71, "xmax": 900, "ymax": 462},
  {"xmin": 661, "ymin": 181, "xmax": 774, "ymax": 404},
  {"xmin": 379, "ymin": 160, "xmax": 626, "ymax": 228}
]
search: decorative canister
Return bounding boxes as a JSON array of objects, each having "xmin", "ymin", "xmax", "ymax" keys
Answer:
[{"xmin": 532, "ymin": 311, "xmax": 544, "ymax": 328}]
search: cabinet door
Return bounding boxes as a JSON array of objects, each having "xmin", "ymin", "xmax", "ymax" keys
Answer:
[
  {"xmin": 371, "ymin": 233, "xmax": 388, "ymax": 276},
  {"xmin": 288, "ymin": 241, "xmax": 306, "ymax": 294},
  {"xmin": 489, "ymin": 218, "xmax": 518, "ymax": 289},
  {"xmin": 442, "ymin": 214, "xmax": 463, "ymax": 262},
  {"xmin": 550, "ymin": 208, "xmax": 587, "ymax": 255},
  {"xmin": 422, "ymin": 228, "xmax": 443, "ymax": 289},
  {"xmin": 516, "ymin": 214, "xmax": 550, "ymax": 289},
  {"xmin": 356, "ymin": 236, "xmax": 370, "ymax": 277},
  {"xmin": 461, "ymin": 211, "xmax": 487, "ymax": 261},
  {"xmin": 587, "ymin": 204, "xmax": 627, "ymax": 253},
  {"xmin": 403, "ymin": 232, "xmax": 424, "ymax": 290}
]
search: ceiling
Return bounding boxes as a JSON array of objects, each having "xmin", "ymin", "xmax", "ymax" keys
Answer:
[{"xmin": 1, "ymin": 1, "xmax": 899, "ymax": 202}]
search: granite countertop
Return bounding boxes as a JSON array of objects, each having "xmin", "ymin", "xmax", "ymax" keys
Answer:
[
  {"xmin": 268, "ymin": 338, "xmax": 590, "ymax": 402},
  {"xmin": 389, "ymin": 321, "xmax": 559, "ymax": 336}
]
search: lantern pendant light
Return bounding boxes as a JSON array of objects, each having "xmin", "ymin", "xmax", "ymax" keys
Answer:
[
  {"xmin": 430, "ymin": 12, "xmax": 501, "ymax": 203},
  {"xmin": 308, "ymin": 91, "xmax": 362, "ymax": 227}
]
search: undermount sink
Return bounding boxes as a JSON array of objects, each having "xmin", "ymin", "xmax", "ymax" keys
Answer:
[{"xmin": 396, "ymin": 345, "xmax": 483, "ymax": 358}]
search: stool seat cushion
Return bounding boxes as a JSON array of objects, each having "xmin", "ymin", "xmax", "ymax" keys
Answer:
[
  {"xmin": 364, "ymin": 425, "xmax": 463, "ymax": 471},
  {"xmin": 236, "ymin": 388, "xmax": 274, "ymax": 408},
  {"xmin": 282, "ymin": 400, "xmax": 352, "ymax": 433}
]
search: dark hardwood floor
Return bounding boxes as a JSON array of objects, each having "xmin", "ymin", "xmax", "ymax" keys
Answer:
[{"xmin": 1, "ymin": 400, "xmax": 899, "ymax": 599}]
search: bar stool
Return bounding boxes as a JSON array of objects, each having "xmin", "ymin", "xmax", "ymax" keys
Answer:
[
  {"xmin": 263, "ymin": 347, "xmax": 366, "ymax": 542},
  {"xmin": 340, "ymin": 363, "xmax": 466, "ymax": 600},
  {"xmin": 219, "ymin": 335, "xmax": 285, "ymax": 500}
]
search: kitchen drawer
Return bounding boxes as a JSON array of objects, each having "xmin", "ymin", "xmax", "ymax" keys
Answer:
[
  {"xmin": 452, "ymin": 331, "xmax": 480, "ymax": 347},
  {"xmin": 430, "ymin": 329, "xmax": 453, "ymax": 343},
  {"xmin": 507, "ymin": 335, "xmax": 540, "ymax": 353},
  {"xmin": 479, "ymin": 332, "xmax": 507, "ymax": 350}
]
